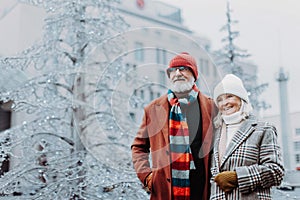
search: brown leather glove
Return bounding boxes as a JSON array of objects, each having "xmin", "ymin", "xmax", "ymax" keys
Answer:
[
  {"xmin": 214, "ymin": 171, "xmax": 238, "ymax": 192},
  {"xmin": 144, "ymin": 173, "xmax": 153, "ymax": 192}
]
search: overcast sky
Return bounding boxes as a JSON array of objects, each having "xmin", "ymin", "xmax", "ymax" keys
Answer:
[{"xmin": 163, "ymin": 0, "xmax": 300, "ymax": 117}]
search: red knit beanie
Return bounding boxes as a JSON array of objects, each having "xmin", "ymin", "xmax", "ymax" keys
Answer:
[{"xmin": 167, "ymin": 52, "xmax": 198, "ymax": 80}]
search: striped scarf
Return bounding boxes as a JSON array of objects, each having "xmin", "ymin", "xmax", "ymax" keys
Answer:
[{"xmin": 167, "ymin": 84, "xmax": 199, "ymax": 200}]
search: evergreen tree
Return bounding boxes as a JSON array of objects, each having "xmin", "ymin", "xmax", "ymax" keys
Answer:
[{"xmin": 214, "ymin": 0, "xmax": 269, "ymax": 112}]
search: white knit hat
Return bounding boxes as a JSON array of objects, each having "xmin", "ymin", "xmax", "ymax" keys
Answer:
[{"xmin": 213, "ymin": 74, "xmax": 249, "ymax": 104}]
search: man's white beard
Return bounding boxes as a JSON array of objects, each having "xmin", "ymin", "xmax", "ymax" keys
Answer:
[{"xmin": 170, "ymin": 77, "xmax": 195, "ymax": 93}]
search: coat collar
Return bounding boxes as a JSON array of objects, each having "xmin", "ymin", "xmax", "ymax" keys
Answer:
[{"xmin": 216, "ymin": 115, "xmax": 258, "ymax": 168}]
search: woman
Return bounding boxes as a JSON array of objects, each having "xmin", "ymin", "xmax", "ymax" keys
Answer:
[{"xmin": 210, "ymin": 74, "xmax": 284, "ymax": 199}]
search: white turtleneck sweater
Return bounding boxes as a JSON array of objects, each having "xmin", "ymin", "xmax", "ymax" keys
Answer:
[{"xmin": 222, "ymin": 109, "xmax": 244, "ymax": 148}]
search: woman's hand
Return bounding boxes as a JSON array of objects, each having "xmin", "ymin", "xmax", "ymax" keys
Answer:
[{"xmin": 214, "ymin": 171, "xmax": 238, "ymax": 192}]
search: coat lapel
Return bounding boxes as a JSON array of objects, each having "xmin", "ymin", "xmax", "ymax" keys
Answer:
[
  {"xmin": 213, "ymin": 127, "xmax": 222, "ymax": 169},
  {"xmin": 154, "ymin": 95, "xmax": 170, "ymax": 143},
  {"xmin": 220, "ymin": 116, "xmax": 257, "ymax": 167}
]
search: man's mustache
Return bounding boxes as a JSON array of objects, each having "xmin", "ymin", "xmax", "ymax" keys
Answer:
[{"xmin": 172, "ymin": 77, "xmax": 186, "ymax": 82}]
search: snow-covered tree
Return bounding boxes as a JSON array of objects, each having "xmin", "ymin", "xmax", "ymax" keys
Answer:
[
  {"xmin": 214, "ymin": 0, "xmax": 269, "ymax": 112},
  {"xmin": 0, "ymin": 0, "xmax": 149, "ymax": 199}
]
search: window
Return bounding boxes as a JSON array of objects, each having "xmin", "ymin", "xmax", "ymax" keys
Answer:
[
  {"xmin": 296, "ymin": 154, "xmax": 300, "ymax": 163},
  {"xmin": 296, "ymin": 128, "xmax": 300, "ymax": 136},
  {"xmin": 162, "ymin": 49, "xmax": 167, "ymax": 65},
  {"xmin": 131, "ymin": 90, "xmax": 138, "ymax": 108},
  {"xmin": 134, "ymin": 42, "xmax": 144, "ymax": 62},
  {"xmin": 150, "ymin": 91, "xmax": 154, "ymax": 101},
  {"xmin": 294, "ymin": 141, "xmax": 300, "ymax": 151},
  {"xmin": 156, "ymin": 48, "xmax": 160, "ymax": 64},
  {"xmin": 140, "ymin": 90, "xmax": 144, "ymax": 100},
  {"xmin": 159, "ymin": 70, "xmax": 166, "ymax": 85},
  {"xmin": 156, "ymin": 48, "xmax": 167, "ymax": 65}
]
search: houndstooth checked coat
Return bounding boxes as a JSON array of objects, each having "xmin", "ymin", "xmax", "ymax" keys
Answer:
[{"xmin": 210, "ymin": 115, "xmax": 285, "ymax": 200}]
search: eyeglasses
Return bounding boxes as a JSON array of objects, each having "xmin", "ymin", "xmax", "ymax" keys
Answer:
[{"xmin": 167, "ymin": 66, "xmax": 190, "ymax": 74}]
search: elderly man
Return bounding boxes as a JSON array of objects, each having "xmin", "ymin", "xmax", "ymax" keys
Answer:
[{"xmin": 131, "ymin": 52, "xmax": 216, "ymax": 200}]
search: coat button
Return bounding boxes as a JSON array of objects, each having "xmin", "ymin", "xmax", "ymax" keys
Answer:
[
  {"xmin": 167, "ymin": 178, "xmax": 170, "ymax": 182},
  {"xmin": 166, "ymin": 150, "xmax": 169, "ymax": 155}
]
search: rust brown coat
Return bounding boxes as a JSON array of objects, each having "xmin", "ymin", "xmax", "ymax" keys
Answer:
[{"xmin": 131, "ymin": 92, "xmax": 215, "ymax": 200}]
